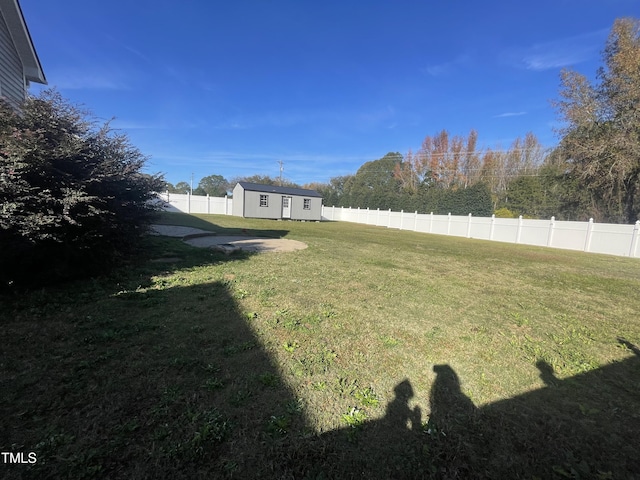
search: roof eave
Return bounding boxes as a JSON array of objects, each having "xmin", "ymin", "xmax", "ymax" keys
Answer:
[
  {"xmin": 237, "ymin": 182, "xmax": 322, "ymax": 198},
  {"xmin": 0, "ymin": 0, "xmax": 47, "ymax": 85}
]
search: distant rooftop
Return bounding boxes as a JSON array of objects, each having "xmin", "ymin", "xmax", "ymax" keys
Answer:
[{"xmin": 237, "ymin": 182, "xmax": 322, "ymax": 198}]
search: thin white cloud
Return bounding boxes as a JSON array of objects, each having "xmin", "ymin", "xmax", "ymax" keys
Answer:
[
  {"xmin": 212, "ymin": 108, "xmax": 354, "ymax": 131},
  {"xmin": 50, "ymin": 69, "xmax": 130, "ymax": 90},
  {"xmin": 423, "ymin": 63, "xmax": 450, "ymax": 77},
  {"xmin": 493, "ymin": 111, "xmax": 527, "ymax": 118},
  {"xmin": 122, "ymin": 45, "xmax": 153, "ymax": 64},
  {"xmin": 358, "ymin": 105, "xmax": 396, "ymax": 128},
  {"xmin": 147, "ymin": 149, "xmax": 376, "ymax": 184},
  {"xmin": 151, "ymin": 150, "xmax": 374, "ymax": 169},
  {"xmin": 421, "ymin": 54, "xmax": 471, "ymax": 77},
  {"xmin": 508, "ymin": 28, "xmax": 608, "ymax": 71},
  {"xmin": 111, "ymin": 120, "xmax": 167, "ymax": 130},
  {"xmin": 210, "ymin": 111, "xmax": 315, "ymax": 130},
  {"xmin": 213, "ymin": 121, "xmax": 247, "ymax": 130}
]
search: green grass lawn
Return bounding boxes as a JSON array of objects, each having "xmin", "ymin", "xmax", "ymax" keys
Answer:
[{"xmin": 2, "ymin": 212, "xmax": 639, "ymax": 479}]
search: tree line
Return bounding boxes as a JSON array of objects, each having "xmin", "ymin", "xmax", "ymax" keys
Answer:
[
  {"xmin": 318, "ymin": 18, "xmax": 640, "ymax": 223},
  {"xmin": 314, "ymin": 132, "xmax": 552, "ymax": 218},
  {"xmin": 171, "ymin": 18, "xmax": 639, "ymax": 224},
  {"xmin": 165, "ymin": 174, "xmax": 300, "ymax": 197}
]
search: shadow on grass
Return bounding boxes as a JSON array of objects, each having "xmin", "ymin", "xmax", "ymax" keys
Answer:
[
  {"xmin": 274, "ymin": 344, "xmax": 640, "ymax": 479},
  {"xmin": 3, "ymin": 237, "xmax": 640, "ymax": 478},
  {"xmin": 153, "ymin": 211, "xmax": 290, "ymax": 238}
]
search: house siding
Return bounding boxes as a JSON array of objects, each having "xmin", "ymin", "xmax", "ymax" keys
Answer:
[
  {"xmin": 0, "ymin": 8, "xmax": 25, "ymax": 106},
  {"xmin": 243, "ymin": 190, "xmax": 283, "ymax": 219},
  {"xmin": 290, "ymin": 196, "xmax": 322, "ymax": 221}
]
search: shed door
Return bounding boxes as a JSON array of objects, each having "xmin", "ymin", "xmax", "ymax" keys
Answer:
[{"xmin": 282, "ymin": 197, "xmax": 292, "ymax": 219}]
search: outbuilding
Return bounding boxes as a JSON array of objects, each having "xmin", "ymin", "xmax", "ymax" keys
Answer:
[{"xmin": 232, "ymin": 182, "xmax": 323, "ymax": 221}]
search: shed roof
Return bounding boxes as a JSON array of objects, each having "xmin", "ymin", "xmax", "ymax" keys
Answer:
[
  {"xmin": 237, "ymin": 182, "xmax": 322, "ymax": 198},
  {"xmin": 0, "ymin": 0, "xmax": 46, "ymax": 85}
]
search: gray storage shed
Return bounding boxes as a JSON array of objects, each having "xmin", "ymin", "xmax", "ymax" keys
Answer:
[{"xmin": 232, "ymin": 182, "xmax": 323, "ymax": 221}]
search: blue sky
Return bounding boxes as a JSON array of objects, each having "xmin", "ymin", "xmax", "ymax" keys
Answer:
[{"xmin": 23, "ymin": 0, "xmax": 638, "ymax": 186}]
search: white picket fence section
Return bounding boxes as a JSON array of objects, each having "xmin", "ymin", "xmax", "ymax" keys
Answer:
[
  {"xmin": 157, "ymin": 192, "xmax": 233, "ymax": 215},
  {"xmin": 155, "ymin": 193, "xmax": 640, "ymax": 258},
  {"xmin": 321, "ymin": 206, "xmax": 640, "ymax": 258}
]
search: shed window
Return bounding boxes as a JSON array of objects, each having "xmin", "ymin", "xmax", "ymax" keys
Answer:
[
  {"xmin": 303, "ymin": 198, "xmax": 311, "ymax": 210},
  {"xmin": 259, "ymin": 195, "xmax": 269, "ymax": 207}
]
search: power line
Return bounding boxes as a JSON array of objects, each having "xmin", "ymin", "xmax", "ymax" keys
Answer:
[{"xmin": 403, "ymin": 146, "xmax": 554, "ymax": 161}]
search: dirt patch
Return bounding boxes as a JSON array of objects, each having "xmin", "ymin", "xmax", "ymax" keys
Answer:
[
  {"xmin": 184, "ymin": 236, "xmax": 307, "ymax": 253},
  {"xmin": 151, "ymin": 225, "xmax": 307, "ymax": 253}
]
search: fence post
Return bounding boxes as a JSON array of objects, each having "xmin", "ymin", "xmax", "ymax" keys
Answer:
[
  {"xmin": 584, "ymin": 218, "xmax": 594, "ymax": 252},
  {"xmin": 490, "ymin": 214, "xmax": 495, "ymax": 241},
  {"xmin": 377, "ymin": 208, "xmax": 380, "ymax": 226},
  {"xmin": 629, "ymin": 220, "xmax": 640, "ymax": 257},
  {"xmin": 447, "ymin": 213, "xmax": 452, "ymax": 235},
  {"xmin": 429, "ymin": 212, "xmax": 434, "ymax": 233},
  {"xmin": 547, "ymin": 216, "xmax": 555, "ymax": 247},
  {"xmin": 187, "ymin": 192, "xmax": 191, "ymax": 214},
  {"xmin": 388, "ymin": 209, "xmax": 392, "ymax": 228},
  {"xmin": 467, "ymin": 213, "xmax": 472, "ymax": 238},
  {"xmin": 414, "ymin": 211, "xmax": 419, "ymax": 232},
  {"xmin": 366, "ymin": 207, "xmax": 370, "ymax": 224},
  {"xmin": 206, "ymin": 194, "xmax": 210, "ymax": 214},
  {"xmin": 400, "ymin": 210, "xmax": 404, "ymax": 230},
  {"xmin": 516, "ymin": 215, "xmax": 523, "ymax": 244}
]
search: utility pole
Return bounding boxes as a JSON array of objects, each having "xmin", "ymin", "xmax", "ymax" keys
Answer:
[
  {"xmin": 278, "ymin": 160, "xmax": 284, "ymax": 186},
  {"xmin": 190, "ymin": 172, "xmax": 193, "ymax": 195}
]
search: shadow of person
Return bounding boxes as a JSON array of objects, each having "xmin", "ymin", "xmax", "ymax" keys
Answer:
[
  {"xmin": 430, "ymin": 364, "xmax": 476, "ymax": 426},
  {"xmin": 278, "ymin": 378, "xmax": 428, "ymax": 479},
  {"xmin": 382, "ymin": 378, "xmax": 422, "ymax": 433},
  {"xmin": 536, "ymin": 359, "xmax": 558, "ymax": 386},
  {"xmin": 426, "ymin": 364, "xmax": 481, "ymax": 476},
  {"xmin": 618, "ymin": 336, "xmax": 640, "ymax": 356}
]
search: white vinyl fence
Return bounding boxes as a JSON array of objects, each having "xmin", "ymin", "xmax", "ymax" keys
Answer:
[
  {"xmin": 157, "ymin": 192, "xmax": 233, "ymax": 215},
  {"xmin": 156, "ymin": 193, "xmax": 640, "ymax": 258},
  {"xmin": 321, "ymin": 206, "xmax": 640, "ymax": 258}
]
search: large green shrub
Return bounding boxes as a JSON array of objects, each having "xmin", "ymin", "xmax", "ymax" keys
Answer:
[
  {"xmin": 416, "ymin": 182, "xmax": 493, "ymax": 216},
  {"xmin": 0, "ymin": 91, "xmax": 164, "ymax": 288}
]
